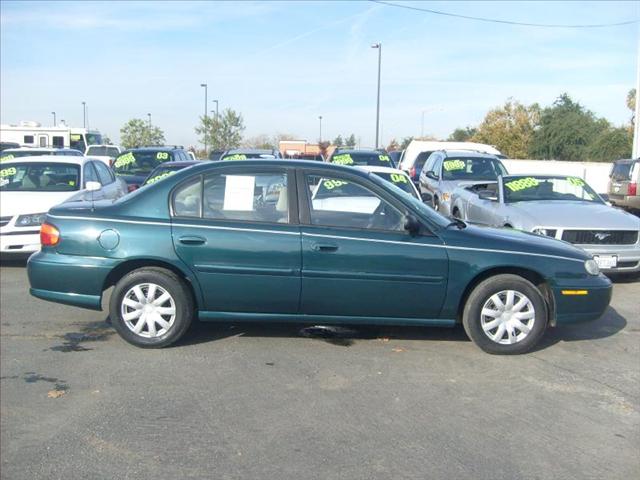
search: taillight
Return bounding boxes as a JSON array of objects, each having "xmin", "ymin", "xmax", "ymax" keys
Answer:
[
  {"xmin": 410, "ymin": 166, "xmax": 416, "ymax": 179},
  {"xmin": 629, "ymin": 183, "xmax": 637, "ymax": 196},
  {"xmin": 40, "ymin": 223, "xmax": 60, "ymax": 246},
  {"xmin": 127, "ymin": 184, "xmax": 139, "ymax": 193}
]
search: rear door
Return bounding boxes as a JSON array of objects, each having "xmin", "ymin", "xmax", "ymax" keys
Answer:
[
  {"xmin": 298, "ymin": 169, "xmax": 448, "ymax": 320},
  {"xmin": 171, "ymin": 165, "xmax": 302, "ymax": 314}
]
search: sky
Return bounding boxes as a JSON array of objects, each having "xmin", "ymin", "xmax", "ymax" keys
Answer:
[{"xmin": 1, "ymin": 1, "xmax": 638, "ymax": 148}]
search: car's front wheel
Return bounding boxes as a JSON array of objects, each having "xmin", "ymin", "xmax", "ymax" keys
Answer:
[
  {"xmin": 462, "ymin": 274, "xmax": 548, "ymax": 354},
  {"xmin": 110, "ymin": 268, "xmax": 194, "ymax": 348}
]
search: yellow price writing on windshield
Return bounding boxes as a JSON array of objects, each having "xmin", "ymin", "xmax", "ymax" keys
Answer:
[
  {"xmin": 378, "ymin": 155, "xmax": 391, "ymax": 162},
  {"xmin": 323, "ymin": 179, "xmax": 349, "ymax": 190},
  {"xmin": 390, "ymin": 173, "xmax": 408, "ymax": 183},
  {"xmin": 567, "ymin": 177, "xmax": 585, "ymax": 187},
  {"xmin": 156, "ymin": 152, "xmax": 169, "ymax": 160},
  {"xmin": 331, "ymin": 154, "xmax": 354, "ymax": 165},
  {"xmin": 0, "ymin": 154, "xmax": 14, "ymax": 162},
  {"xmin": 505, "ymin": 177, "xmax": 539, "ymax": 192},
  {"xmin": 114, "ymin": 152, "xmax": 136, "ymax": 168},
  {"xmin": 443, "ymin": 159, "xmax": 465, "ymax": 171},
  {"xmin": 224, "ymin": 154, "xmax": 247, "ymax": 161},
  {"xmin": 146, "ymin": 171, "xmax": 175, "ymax": 184},
  {"xmin": 0, "ymin": 167, "xmax": 17, "ymax": 178}
]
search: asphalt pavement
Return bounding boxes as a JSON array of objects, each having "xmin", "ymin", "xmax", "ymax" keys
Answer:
[{"xmin": 1, "ymin": 260, "xmax": 638, "ymax": 480}]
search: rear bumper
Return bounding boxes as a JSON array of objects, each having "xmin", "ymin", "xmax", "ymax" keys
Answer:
[
  {"xmin": 552, "ymin": 276, "xmax": 612, "ymax": 325},
  {"xmin": 27, "ymin": 251, "xmax": 118, "ymax": 310},
  {"xmin": 609, "ymin": 194, "xmax": 640, "ymax": 210}
]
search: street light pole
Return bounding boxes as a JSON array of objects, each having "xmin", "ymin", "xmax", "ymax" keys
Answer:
[
  {"xmin": 82, "ymin": 101, "xmax": 86, "ymax": 128},
  {"xmin": 318, "ymin": 115, "xmax": 323, "ymax": 143},
  {"xmin": 51, "ymin": 112, "xmax": 56, "ymax": 126},
  {"xmin": 212, "ymin": 99, "xmax": 219, "ymax": 119},
  {"xmin": 371, "ymin": 43, "xmax": 382, "ymax": 148},
  {"xmin": 633, "ymin": 34, "xmax": 640, "ymax": 158},
  {"xmin": 147, "ymin": 113, "xmax": 151, "ymax": 127},
  {"xmin": 200, "ymin": 83, "xmax": 208, "ymax": 153}
]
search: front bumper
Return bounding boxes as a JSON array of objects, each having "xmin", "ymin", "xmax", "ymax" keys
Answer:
[
  {"xmin": 581, "ymin": 243, "xmax": 640, "ymax": 273},
  {"xmin": 27, "ymin": 250, "xmax": 118, "ymax": 310},
  {"xmin": 552, "ymin": 275, "xmax": 613, "ymax": 325}
]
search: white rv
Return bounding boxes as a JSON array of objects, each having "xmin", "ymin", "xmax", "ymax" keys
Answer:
[{"xmin": 0, "ymin": 121, "xmax": 102, "ymax": 153}]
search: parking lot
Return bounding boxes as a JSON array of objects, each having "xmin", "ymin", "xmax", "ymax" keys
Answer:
[{"xmin": 0, "ymin": 260, "xmax": 637, "ymax": 479}]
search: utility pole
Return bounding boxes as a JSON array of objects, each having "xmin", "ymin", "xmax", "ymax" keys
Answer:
[
  {"xmin": 318, "ymin": 115, "xmax": 323, "ymax": 143},
  {"xmin": 633, "ymin": 35, "xmax": 640, "ymax": 158},
  {"xmin": 51, "ymin": 112, "xmax": 56, "ymax": 126},
  {"xmin": 147, "ymin": 113, "xmax": 152, "ymax": 127},
  {"xmin": 212, "ymin": 99, "xmax": 219, "ymax": 119},
  {"xmin": 200, "ymin": 83, "xmax": 208, "ymax": 153},
  {"xmin": 371, "ymin": 43, "xmax": 382, "ymax": 148},
  {"xmin": 82, "ymin": 101, "xmax": 86, "ymax": 128}
]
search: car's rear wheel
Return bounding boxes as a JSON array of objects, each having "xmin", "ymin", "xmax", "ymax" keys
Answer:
[
  {"xmin": 110, "ymin": 268, "xmax": 194, "ymax": 348},
  {"xmin": 462, "ymin": 274, "xmax": 547, "ymax": 354}
]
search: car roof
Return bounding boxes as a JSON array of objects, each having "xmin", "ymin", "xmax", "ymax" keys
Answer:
[
  {"xmin": 125, "ymin": 146, "xmax": 183, "ymax": 152},
  {"xmin": 224, "ymin": 148, "xmax": 276, "ymax": 154},
  {"xmin": 441, "ymin": 150, "xmax": 501, "ymax": 159},
  {"xmin": 0, "ymin": 154, "xmax": 89, "ymax": 165},
  {"xmin": 152, "ymin": 160, "xmax": 202, "ymax": 168},
  {"xmin": 332, "ymin": 149, "xmax": 381, "ymax": 155},
  {"xmin": 2, "ymin": 147, "xmax": 80, "ymax": 153},
  {"xmin": 356, "ymin": 165, "xmax": 407, "ymax": 174}
]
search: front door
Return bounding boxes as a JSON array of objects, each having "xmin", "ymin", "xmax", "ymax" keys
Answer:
[
  {"xmin": 171, "ymin": 167, "xmax": 301, "ymax": 313},
  {"xmin": 298, "ymin": 170, "xmax": 449, "ymax": 320}
]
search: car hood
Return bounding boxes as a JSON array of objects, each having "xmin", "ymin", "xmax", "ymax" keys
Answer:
[
  {"xmin": 505, "ymin": 201, "xmax": 640, "ymax": 230},
  {"xmin": 0, "ymin": 191, "xmax": 81, "ymax": 217},
  {"xmin": 441, "ymin": 222, "xmax": 589, "ymax": 262}
]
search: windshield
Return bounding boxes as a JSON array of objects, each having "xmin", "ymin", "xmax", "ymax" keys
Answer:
[
  {"xmin": 114, "ymin": 150, "xmax": 174, "ymax": 176},
  {"xmin": 371, "ymin": 171, "xmax": 418, "ymax": 199},
  {"xmin": 441, "ymin": 157, "xmax": 507, "ymax": 181},
  {"xmin": 1, "ymin": 150, "xmax": 56, "ymax": 161},
  {"xmin": 221, "ymin": 152, "xmax": 276, "ymax": 160},
  {"xmin": 503, "ymin": 176, "xmax": 602, "ymax": 203},
  {"xmin": 86, "ymin": 133, "xmax": 102, "ymax": 146},
  {"xmin": 330, "ymin": 152, "xmax": 395, "ymax": 168},
  {"xmin": 87, "ymin": 146, "xmax": 120, "ymax": 157},
  {"xmin": 0, "ymin": 162, "xmax": 80, "ymax": 192}
]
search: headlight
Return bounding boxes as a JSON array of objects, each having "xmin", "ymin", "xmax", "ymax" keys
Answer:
[
  {"xmin": 16, "ymin": 213, "xmax": 47, "ymax": 227},
  {"xmin": 585, "ymin": 259, "xmax": 600, "ymax": 276}
]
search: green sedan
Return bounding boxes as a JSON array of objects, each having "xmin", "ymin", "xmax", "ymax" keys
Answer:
[{"xmin": 27, "ymin": 160, "xmax": 612, "ymax": 354}]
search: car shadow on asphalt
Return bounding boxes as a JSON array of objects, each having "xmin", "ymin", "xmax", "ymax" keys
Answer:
[
  {"xmin": 530, "ymin": 306, "xmax": 628, "ymax": 352},
  {"xmin": 176, "ymin": 321, "xmax": 471, "ymax": 348}
]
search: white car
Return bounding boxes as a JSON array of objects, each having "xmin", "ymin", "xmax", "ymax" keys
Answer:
[
  {"xmin": 0, "ymin": 156, "xmax": 127, "ymax": 255},
  {"xmin": 0, "ymin": 147, "xmax": 83, "ymax": 161},
  {"xmin": 85, "ymin": 144, "xmax": 123, "ymax": 166},
  {"xmin": 357, "ymin": 165, "xmax": 421, "ymax": 200},
  {"xmin": 398, "ymin": 140, "xmax": 503, "ymax": 186}
]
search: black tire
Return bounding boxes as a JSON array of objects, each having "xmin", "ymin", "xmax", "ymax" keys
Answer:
[
  {"xmin": 109, "ymin": 267, "xmax": 194, "ymax": 348},
  {"xmin": 462, "ymin": 274, "xmax": 548, "ymax": 355}
]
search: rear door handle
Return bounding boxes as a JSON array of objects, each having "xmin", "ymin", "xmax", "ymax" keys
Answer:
[
  {"xmin": 312, "ymin": 242, "xmax": 338, "ymax": 252},
  {"xmin": 178, "ymin": 236, "xmax": 206, "ymax": 246}
]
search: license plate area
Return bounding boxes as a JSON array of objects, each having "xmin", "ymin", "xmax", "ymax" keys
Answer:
[{"xmin": 594, "ymin": 255, "xmax": 617, "ymax": 269}]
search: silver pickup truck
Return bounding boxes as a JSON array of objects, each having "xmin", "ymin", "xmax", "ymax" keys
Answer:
[{"xmin": 451, "ymin": 174, "xmax": 640, "ymax": 273}]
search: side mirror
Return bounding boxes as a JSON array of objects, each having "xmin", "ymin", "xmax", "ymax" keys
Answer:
[
  {"xmin": 425, "ymin": 171, "xmax": 439, "ymax": 180},
  {"xmin": 478, "ymin": 190, "xmax": 498, "ymax": 201},
  {"xmin": 420, "ymin": 192, "xmax": 433, "ymax": 203},
  {"xmin": 404, "ymin": 215, "xmax": 422, "ymax": 236},
  {"xmin": 85, "ymin": 181, "xmax": 101, "ymax": 192}
]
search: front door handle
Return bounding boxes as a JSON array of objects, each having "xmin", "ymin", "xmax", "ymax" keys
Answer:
[
  {"xmin": 178, "ymin": 235, "xmax": 206, "ymax": 246},
  {"xmin": 312, "ymin": 242, "xmax": 338, "ymax": 252}
]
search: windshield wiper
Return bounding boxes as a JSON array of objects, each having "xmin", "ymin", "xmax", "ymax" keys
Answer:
[{"xmin": 447, "ymin": 217, "xmax": 467, "ymax": 229}]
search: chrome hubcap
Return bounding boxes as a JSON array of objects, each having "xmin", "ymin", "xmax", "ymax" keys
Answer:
[
  {"xmin": 121, "ymin": 283, "xmax": 176, "ymax": 338},
  {"xmin": 480, "ymin": 290, "xmax": 535, "ymax": 345}
]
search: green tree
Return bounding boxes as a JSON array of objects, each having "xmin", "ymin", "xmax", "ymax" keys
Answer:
[
  {"xmin": 400, "ymin": 136, "xmax": 413, "ymax": 150},
  {"xmin": 529, "ymin": 93, "xmax": 608, "ymax": 161},
  {"xmin": 243, "ymin": 134, "xmax": 275, "ymax": 149},
  {"xmin": 119, "ymin": 119, "xmax": 165, "ymax": 149},
  {"xmin": 627, "ymin": 88, "xmax": 636, "ymax": 126},
  {"xmin": 471, "ymin": 99, "xmax": 539, "ymax": 158},
  {"xmin": 587, "ymin": 126, "xmax": 632, "ymax": 161},
  {"xmin": 333, "ymin": 135, "xmax": 344, "ymax": 147},
  {"xmin": 345, "ymin": 134, "xmax": 356, "ymax": 148},
  {"xmin": 447, "ymin": 127, "xmax": 477, "ymax": 142},
  {"xmin": 195, "ymin": 108, "xmax": 245, "ymax": 151}
]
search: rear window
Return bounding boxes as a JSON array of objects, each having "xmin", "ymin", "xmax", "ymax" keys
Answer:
[
  {"xmin": 370, "ymin": 171, "xmax": 418, "ymax": 199},
  {"xmin": 0, "ymin": 162, "xmax": 80, "ymax": 192},
  {"xmin": 1, "ymin": 150, "xmax": 54, "ymax": 161},
  {"xmin": 441, "ymin": 157, "xmax": 507, "ymax": 181},
  {"xmin": 87, "ymin": 146, "xmax": 120, "ymax": 157},
  {"xmin": 414, "ymin": 151, "xmax": 434, "ymax": 170},
  {"xmin": 610, "ymin": 161, "xmax": 636, "ymax": 181},
  {"xmin": 114, "ymin": 150, "xmax": 173, "ymax": 176},
  {"xmin": 221, "ymin": 152, "xmax": 276, "ymax": 161},
  {"xmin": 330, "ymin": 152, "xmax": 395, "ymax": 168}
]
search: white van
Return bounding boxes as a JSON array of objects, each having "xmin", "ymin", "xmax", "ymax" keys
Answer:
[{"xmin": 398, "ymin": 140, "xmax": 503, "ymax": 185}]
